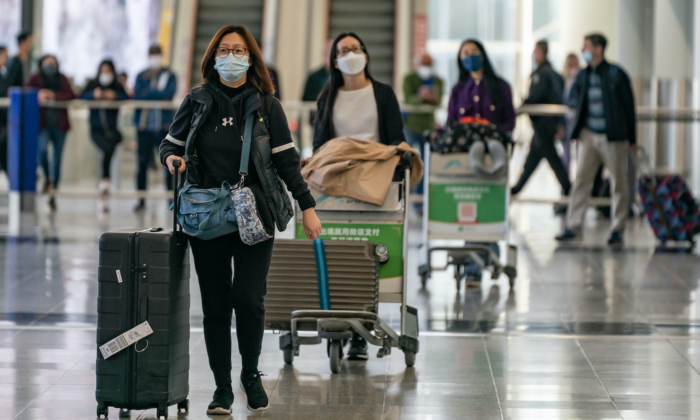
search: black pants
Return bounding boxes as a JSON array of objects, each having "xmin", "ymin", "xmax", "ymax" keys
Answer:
[
  {"xmin": 137, "ymin": 130, "xmax": 171, "ymax": 191},
  {"xmin": 91, "ymin": 128, "xmax": 122, "ymax": 179},
  {"xmin": 512, "ymin": 125, "xmax": 571, "ymax": 195},
  {"xmin": 189, "ymin": 232, "xmax": 275, "ymax": 386}
]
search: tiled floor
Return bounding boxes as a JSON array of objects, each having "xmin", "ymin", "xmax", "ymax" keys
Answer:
[{"xmin": 1, "ymin": 193, "xmax": 700, "ymax": 419}]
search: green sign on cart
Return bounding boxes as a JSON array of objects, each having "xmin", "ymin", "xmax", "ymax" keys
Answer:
[
  {"xmin": 428, "ymin": 182, "xmax": 507, "ymax": 238},
  {"xmin": 295, "ymin": 222, "xmax": 403, "ymax": 281}
]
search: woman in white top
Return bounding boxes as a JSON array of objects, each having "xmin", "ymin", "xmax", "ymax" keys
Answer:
[{"xmin": 313, "ymin": 32, "xmax": 405, "ymax": 151}]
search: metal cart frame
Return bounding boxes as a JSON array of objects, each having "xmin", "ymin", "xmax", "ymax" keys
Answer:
[
  {"xmin": 418, "ymin": 144, "xmax": 517, "ymax": 289},
  {"xmin": 279, "ymin": 154, "xmax": 419, "ymax": 372}
]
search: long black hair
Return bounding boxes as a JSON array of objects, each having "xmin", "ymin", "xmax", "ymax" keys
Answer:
[
  {"xmin": 95, "ymin": 59, "xmax": 117, "ymax": 81},
  {"xmin": 457, "ymin": 39, "xmax": 503, "ymax": 105},
  {"xmin": 318, "ymin": 32, "xmax": 373, "ymax": 133}
]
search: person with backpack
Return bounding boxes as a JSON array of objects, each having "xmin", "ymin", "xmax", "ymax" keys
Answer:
[
  {"xmin": 159, "ymin": 25, "xmax": 321, "ymax": 415},
  {"xmin": 312, "ymin": 32, "xmax": 406, "ymax": 151},
  {"xmin": 556, "ymin": 33, "xmax": 637, "ymax": 246},
  {"xmin": 81, "ymin": 59, "xmax": 129, "ymax": 212},
  {"xmin": 510, "ymin": 40, "xmax": 571, "ymax": 198}
]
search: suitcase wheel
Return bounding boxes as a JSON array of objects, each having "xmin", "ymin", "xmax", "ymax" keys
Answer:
[
  {"xmin": 157, "ymin": 405, "xmax": 168, "ymax": 419},
  {"xmin": 96, "ymin": 402, "xmax": 108, "ymax": 418},
  {"xmin": 177, "ymin": 399, "xmax": 189, "ymax": 413}
]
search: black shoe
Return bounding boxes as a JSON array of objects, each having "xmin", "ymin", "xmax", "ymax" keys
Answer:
[
  {"xmin": 207, "ymin": 384, "xmax": 233, "ymax": 415},
  {"xmin": 555, "ymin": 229, "xmax": 578, "ymax": 241},
  {"xmin": 240, "ymin": 371, "xmax": 269, "ymax": 412},
  {"xmin": 510, "ymin": 187, "xmax": 521, "ymax": 196},
  {"xmin": 133, "ymin": 199, "xmax": 145, "ymax": 212},
  {"xmin": 607, "ymin": 231, "xmax": 623, "ymax": 246},
  {"xmin": 346, "ymin": 338, "xmax": 369, "ymax": 360}
]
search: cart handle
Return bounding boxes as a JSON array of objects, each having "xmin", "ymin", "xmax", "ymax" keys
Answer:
[{"xmin": 400, "ymin": 151, "xmax": 413, "ymax": 171}]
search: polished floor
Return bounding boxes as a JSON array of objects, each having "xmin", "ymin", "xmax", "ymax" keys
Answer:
[{"xmin": 1, "ymin": 190, "xmax": 700, "ymax": 419}]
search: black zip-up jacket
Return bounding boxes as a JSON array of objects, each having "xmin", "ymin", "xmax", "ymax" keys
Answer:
[
  {"xmin": 570, "ymin": 60, "xmax": 636, "ymax": 144},
  {"xmin": 80, "ymin": 79, "xmax": 130, "ymax": 130},
  {"xmin": 313, "ymin": 80, "xmax": 406, "ymax": 151},
  {"xmin": 160, "ymin": 80, "xmax": 315, "ymax": 231},
  {"xmin": 524, "ymin": 61, "xmax": 563, "ymax": 133}
]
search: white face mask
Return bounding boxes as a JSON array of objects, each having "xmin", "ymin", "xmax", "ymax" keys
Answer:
[
  {"xmin": 99, "ymin": 73, "xmax": 114, "ymax": 86},
  {"xmin": 416, "ymin": 65, "xmax": 432, "ymax": 80},
  {"xmin": 336, "ymin": 52, "xmax": 366, "ymax": 76},
  {"xmin": 149, "ymin": 55, "xmax": 162, "ymax": 70}
]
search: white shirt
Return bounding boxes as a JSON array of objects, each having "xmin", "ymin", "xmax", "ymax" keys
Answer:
[{"xmin": 332, "ymin": 83, "xmax": 379, "ymax": 142}]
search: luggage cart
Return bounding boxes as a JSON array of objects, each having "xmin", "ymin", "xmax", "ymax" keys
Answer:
[
  {"xmin": 276, "ymin": 153, "xmax": 419, "ymax": 373},
  {"xmin": 418, "ymin": 144, "xmax": 517, "ymax": 289}
]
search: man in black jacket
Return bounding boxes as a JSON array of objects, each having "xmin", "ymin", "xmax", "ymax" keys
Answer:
[
  {"xmin": 511, "ymin": 40, "xmax": 570, "ymax": 198},
  {"xmin": 556, "ymin": 33, "xmax": 637, "ymax": 246},
  {"xmin": 6, "ymin": 32, "xmax": 33, "ymax": 89}
]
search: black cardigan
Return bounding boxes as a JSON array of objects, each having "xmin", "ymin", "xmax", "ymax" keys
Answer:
[{"xmin": 313, "ymin": 80, "xmax": 406, "ymax": 151}]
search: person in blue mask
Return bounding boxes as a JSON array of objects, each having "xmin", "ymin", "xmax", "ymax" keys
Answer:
[
  {"xmin": 160, "ymin": 25, "xmax": 321, "ymax": 415},
  {"xmin": 447, "ymin": 39, "xmax": 515, "ymax": 132},
  {"xmin": 556, "ymin": 33, "xmax": 637, "ymax": 246}
]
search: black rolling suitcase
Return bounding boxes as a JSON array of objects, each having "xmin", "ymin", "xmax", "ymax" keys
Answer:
[{"xmin": 96, "ymin": 163, "xmax": 190, "ymax": 419}]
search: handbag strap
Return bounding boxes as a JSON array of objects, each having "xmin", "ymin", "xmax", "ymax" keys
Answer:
[{"xmin": 239, "ymin": 113, "xmax": 255, "ymax": 176}]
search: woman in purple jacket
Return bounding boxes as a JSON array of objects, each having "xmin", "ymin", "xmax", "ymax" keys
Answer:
[{"xmin": 447, "ymin": 39, "xmax": 515, "ymax": 133}]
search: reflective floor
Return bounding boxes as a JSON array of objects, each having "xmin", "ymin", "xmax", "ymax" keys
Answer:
[{"xmin": 1, "ymin": 193, "xmax": 700, "ymax": 419}]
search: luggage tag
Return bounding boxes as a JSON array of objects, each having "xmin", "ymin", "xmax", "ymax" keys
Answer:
[{"xmin": 99, "ymin": 321, "xmax": 154, "ymax": 359}]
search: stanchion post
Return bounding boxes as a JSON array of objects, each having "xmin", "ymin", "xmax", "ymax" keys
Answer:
[{"xmin": 7, "ymin": 88, "xmax": 39, "ymax": 238}]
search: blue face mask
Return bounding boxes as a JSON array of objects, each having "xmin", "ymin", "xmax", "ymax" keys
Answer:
[
  {"xmin": 461, "ymin": 55, "xmax": 483, "ymax": 72},
  {"xmin": 214, "ymin": 53, "xmax": 250, "ymax": 83},
  {"xmin": 581, "ymin": 51, "xmax": 593, "ymax": 64}
]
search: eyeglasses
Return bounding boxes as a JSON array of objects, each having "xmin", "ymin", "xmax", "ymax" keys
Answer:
[
  {"xmin": 337, "ymin": 45, "xmax": 364, "ymax": 57},
  {"xmin": 216, "ymin": 46, "xmax": 248, "ymax": 58}
]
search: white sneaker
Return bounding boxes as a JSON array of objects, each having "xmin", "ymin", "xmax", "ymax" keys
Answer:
[{"xmin": 98, "ymin": 179, "xmax": 110, "ymax": 196}]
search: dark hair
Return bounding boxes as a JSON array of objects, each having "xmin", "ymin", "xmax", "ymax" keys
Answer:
[
  {"xmin": 318, "ymin": 32, "xmax": 373, "ymax": 133},
  {"xmin": 0, "ymin": 45, "xmax": 7, "ymax": 54},
  {"xmin": 585, "ymin": 33, "xmax": 607, "ymax": 51},
  {"xmin": 457, "ymin": 39, "xmax": 503, "ymax": 105},
  {"xmin": 200, "ymin": 25, "xmax": 274, "ymax": 94},
  {"xmin": 38, "ymin": 54, "xmax": 58, "ymax": 69},
  {"xmin": 535, "ymin": 40, "xmax": 548, "ymax": 56},
  {"xmin": 95, "ymin": 59, "xmax": 116, "ymax": 78},
  {"xmin": 17, "ymin": 31, "xmax": 32, "ymax": 44},
  {"xmin": 148, "ymin": 45, "xmax": 162, "ymax": 55}
]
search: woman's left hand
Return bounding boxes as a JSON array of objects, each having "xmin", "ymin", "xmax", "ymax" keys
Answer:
[{"xmin": 302, "ymin": 208, "xmax": 322, "ymax": 240}]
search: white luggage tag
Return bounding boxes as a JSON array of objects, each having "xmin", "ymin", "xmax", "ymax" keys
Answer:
[{"xmin": 99, "ymin": 321, "xmax": 154, "ymax": 359}]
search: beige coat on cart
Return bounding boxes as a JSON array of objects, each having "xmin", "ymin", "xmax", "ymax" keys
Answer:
[{"xmin": 301, "ymin": 137, "xmax": 423, "ymax": 206}]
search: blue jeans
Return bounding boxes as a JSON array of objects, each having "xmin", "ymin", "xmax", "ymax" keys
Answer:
[
  {"xmin": 39, "ymin": 127, "xmax": 67, "ymax": 187},
  {"xmin": 404, "ymin": 127, "xmax": 426, "ymax": 195}
]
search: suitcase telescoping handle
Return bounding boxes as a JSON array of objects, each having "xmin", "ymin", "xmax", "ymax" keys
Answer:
[{"xmin": 172, "ymin": 159, "xmax": 181, "ymax": 233}]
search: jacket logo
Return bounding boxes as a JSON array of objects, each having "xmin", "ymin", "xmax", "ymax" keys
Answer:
[{"xmin": 222, "ymin": 117, "xmax": 233, "ymax": 127}]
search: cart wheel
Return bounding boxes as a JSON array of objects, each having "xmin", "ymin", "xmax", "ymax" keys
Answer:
[
  {"xmin": 283, "ymin": 346, "xmax": 294, "ymax": 365},
  {"xmin": 504, "ymin": 266, "xmax": 517, "ymax": 289},
  {"xmin": 329, "ymin": 340, "xmax": 342, "ymax": 374},
  {"xmin": 157, "ymin": 405, "xmax": 168, "ymax": 419},
  {"xmin": 404, "ymin": 350, "xmax": 416, "ymax": 368},
  {"xmin": 96, "ymin": 402, "xmax": 108, "ymax": 418},
  {"xmin": 119, "ymin": 408, "xmax": 130, "ymax": 418},
  {"xmin": 177, "ymin": 399, "xmax": 189, "ymax": 413}
]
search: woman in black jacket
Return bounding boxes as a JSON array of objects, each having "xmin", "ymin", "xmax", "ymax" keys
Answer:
[
  {"xmin": 81, "ymin": 60, "xmax": 129, "ymax": 210},
  {"xmin": 312, "ymin": 32, "xmax": 405, "ymax": 151},
  {"xmin": 160, "ymin": 25, "xmax": 321, "ymax": 415}
]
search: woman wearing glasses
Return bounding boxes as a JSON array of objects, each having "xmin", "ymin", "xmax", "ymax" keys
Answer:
[
  {"xmin": 313, "ymin": 32, "xmax": 406, "ymax": 151},
  {"xmin": 160, "ymin": 25, "xmax": 322, "ymax": 415}
]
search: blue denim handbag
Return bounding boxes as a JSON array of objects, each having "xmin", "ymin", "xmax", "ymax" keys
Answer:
[{"xmin": 176, "ymin": 113, "xmax": 271, "ymax": 244}]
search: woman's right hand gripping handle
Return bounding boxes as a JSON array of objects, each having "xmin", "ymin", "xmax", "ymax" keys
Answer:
[{"xmin": 166, "ymin": 155, "xmax": 186, "ymax": 175}]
